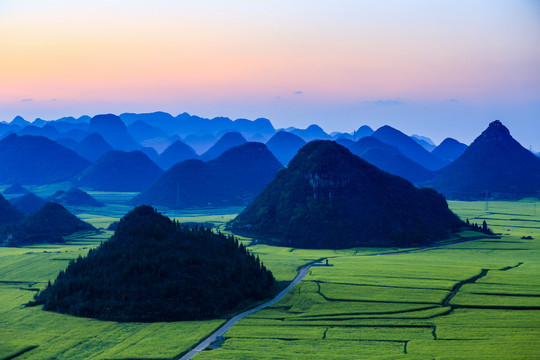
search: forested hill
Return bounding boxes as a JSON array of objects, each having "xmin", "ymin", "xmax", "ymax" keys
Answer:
[
  {"xmin": 231, "ymin": 140, "xmax": 463, "ymax": 249},
  {"xmin": 32, "ymin": 205, "xmax": 274, "ymax": 322}
]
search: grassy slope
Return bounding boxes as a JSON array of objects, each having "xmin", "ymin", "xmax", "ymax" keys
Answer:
[{"xmin": 0, "ymin": 196, "xmax": 539, "ymax": 359}]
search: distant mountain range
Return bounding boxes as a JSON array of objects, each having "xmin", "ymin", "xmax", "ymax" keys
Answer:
[
  {"xmin": 200, "ymin": 132, "xmax": 247, "ymax": 161},
  {"xmin": 75, "ymin": 150, "xmax": 163, "ymax": 191},
  {"xmin": 372, "ymin": 126, "xmax": 449, "ymax": 171},
  {"xmin": 87, "ymin": 114, "xmax": 140, "ymax": 151},
  {"xmin": 431, "ymin": 138, "xmax": 468, "ymax": 162},
  {"xmin": 157, "ymin": 140, "xmax": 198, "ymax": 170},
  {"xmin": 0, "ymin": 134, "xmax": 90, "ymax": 185},
  {"xmin": 5, "ymin": 112, "xmax": 539, "ymax": 201},
  {"xmin": 265, "ymin": 131, "xmax": 306, "ymax": 166},
  {"xmin": 134, "ymin": 142, "xmax": 282, "ymax": 208},
  {"xmin": 345, "ymin": 137, "xmax": 433, "ymax": 184},
  {"xmin": 73, "ymin": 133, "xmax": 114, "ymax": 161}
]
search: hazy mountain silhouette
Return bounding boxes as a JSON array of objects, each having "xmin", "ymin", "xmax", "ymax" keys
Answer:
[
  {"xmin": 431, "ymin": 138, "xmax": 468, "ymax": 162},
  {"xmin": 47, "ymin": 120, "xmax": 89, "ymax": 134},
  {"xmin": 10, "ymin": 193, "xmax": 47, "ymax": 215},
  {"xmin": 48, "ymin": 188, "xmax": 103, "ymax": 207},
  {"xmin": 32, "ymin": 118, "xmax": 48, "ymax": 127},
  {"xmin": 87, "ymin": 114, "xmax": 140, "ymax": 151},
  {"xmin": 139, "ymin": 146, "xmax": 160, "ymax": 163},
  {"xmin": 0, "ymin": 193, "xmax": 24, "ymax": 224},
  {"xmin": 0, "ymin": 134, "xmax": 90, "ymax": 185},
  {"xmin": 348, "ymin": 137, "xmax": 434, "ymax": 184},
  {"xmin": 290, "ymin": 125, "xmax": 332, "ymax": 142},
  {"xmin": 120, "ymin": 112, "xmax": 275, "ymax": 138},
  {"xmin": 183, "ymin": 133, "xmax": 217, "ymax": 154},
  {"xmin": 372, "ymin": 126, "xmax": 448, "ymax": 171},
  {"xmin": 157, "ymin": 140, "xmax": 199, "ymax": 170},
  {"xmin": 429, "ymin": 120, "xmax": 540, "ymax": 199},
  {"xmin": 5, "ymin": 202, "xmax": 95, "ymax": 246},
  {"xmin": 18, "ymin": 124, "xmax": 61, "ymax": 140},
  {"xmin": 335, "ymin": 137, "xmax": 356, "ymax": 148},
  {"xmin": 56, "ymin": 138, "xmax": 78, "ymax": 150},
  {"xmin": 11, "ymin": 116, "xmax": 30, "ymax": 128},
  {"xmin": 355, "ymin": 125, "xmax": 375, "ymax": 139},
  {"xmin": 265, "ymin": 131, "xmax": 306, "ymax": 166},
  {"xmin": 200, "ymin": 132, "xmax": 247, "ymax": 161},
  {"xmin": 3, "ymin": 184, "xmax": 29, "ymax": 195},
  {"xmin": 75, "ymin": 150, "xmax": 163, "ymax": 192},
  {"xmin": 127, "ymin": 120, "xmax": 169, "ymax": 143},
  {"xmin": 73, "ymin": 133, "xmax": 114, "ymax": 161},
  {"xmin": 230, "ymin": 141, "xmax": 462, "ymax": 248},
  {"xmin": 33, "ymin": 205, "xmax": 274, "ymax": 321},
  {"xmin": 134, "ymin": 142, "xmax": 282, "ymax": 209},
  {"xmin": 411, "ymin": 135, "xmax": 436, "ymax": 152}
]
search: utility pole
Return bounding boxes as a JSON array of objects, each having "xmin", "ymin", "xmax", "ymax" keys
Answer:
[{"xmin": 484, "ymin": 191, "xmax": 489, "ymax": 213}]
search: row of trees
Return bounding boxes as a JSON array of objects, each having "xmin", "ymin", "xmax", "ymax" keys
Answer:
[{"xmin": 465, "ymin": 218, "xmax": 494, "ymax": 235}]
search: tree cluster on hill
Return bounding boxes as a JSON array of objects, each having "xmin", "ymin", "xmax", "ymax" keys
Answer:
[
  {"xmin": 465, "ymin": 219, "xmax": 494, "ymax": 235},
  {"xmin": 31, "ymin": 205, "xmax": 274, "ymax": 322},
  {"xmin": 231, "ymin": 141, "xmax": 463, "ymax": 249},
  {"xmin": 2, "ymin": 202, "xmax": 96, "ymax": 246}
]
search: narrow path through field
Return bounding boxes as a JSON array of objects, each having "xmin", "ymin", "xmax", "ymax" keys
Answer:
[
  {"xmin": 177, "ymin": 263, "xmax": 316, "ymax": 360},
  {"xmin": 177, "ymin": 235, "xmax": 494, "ymax": 359}
]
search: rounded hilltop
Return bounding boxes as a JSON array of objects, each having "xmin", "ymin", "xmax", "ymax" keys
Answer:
[
  {"xmin": 230, "ymin": 140, "xmax": 463, "ymax": 249},
  {"xmin": 33, "ymin": 205, "xmax": 274, "ymax": 322}
]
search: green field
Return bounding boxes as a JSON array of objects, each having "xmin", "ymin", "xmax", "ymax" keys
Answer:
[{"xmin": 0, "ymin": 197, "xmax": 539, "ymax": 359}]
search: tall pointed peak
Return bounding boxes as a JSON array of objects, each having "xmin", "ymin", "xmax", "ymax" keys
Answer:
[{"xmin": 477, "ymin": 120, "xmax": 511, "ymax": 143}]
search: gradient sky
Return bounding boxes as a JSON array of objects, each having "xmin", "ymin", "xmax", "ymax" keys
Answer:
[{"xmin": 1, "ymin": 0, "xmax": 539, "ymax": 149}]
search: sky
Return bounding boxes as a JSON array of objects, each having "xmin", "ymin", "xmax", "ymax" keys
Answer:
[{"xmin": 1, "ymin": 0, "xmax": 539, "ymax": 150}]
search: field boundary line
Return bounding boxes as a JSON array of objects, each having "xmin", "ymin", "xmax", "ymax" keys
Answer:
[{"xmin": 176, "ymin": 260, "xmax": 323, "ymax": 360}]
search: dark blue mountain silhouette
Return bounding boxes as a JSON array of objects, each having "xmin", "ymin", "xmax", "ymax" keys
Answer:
[
  {"xmin": 127, "ymin": 120, "xmax": 169, "ymax": 143},
  {"xmin": 3, "ymin": 184, "xmax": 29, "ymax": 195},
  {"xmin": 4, "ymin": 202, "xmax": 95, "ymax": 246},
  {"xmin": 158, "ymin": 140, "xmax": 199, "ymax": 170},
  {"xmin": 74, "ymin": 133, "xmax": 114, "ymax": 161},
  {"xmin": 120, "ymin": 112, "xmax": 275, "ymax": 137},
  {"xmin": 0, "ymin": 134, "xmax": 90, "ymax": 185},
  {"xmin": 48, "ymin": 188, "xmax": 103, "ymax": 207},
  {"xmin": 372, "ymin": 126, "xmax": 448, "ymax": 171},
  {"xmin": 87, "ymin": 114, "xmax": 140, "ymax": 151},
  {"xmin": 348, "ymin": 137, "xmax": 434, "ymax": 184},
  {"xmin": 10, "ymin": 193, "xmax": 47, "ymax": 215},
  {"xmin": 431, "ymin": 138, "xmax": 468, "ymax": 162},
  {"xmin": 265, "ymin": 131, "xmax": 306, "ymax": 166},
  {"xmin": 290, "ymin": 125, "xmax": 332, "ymax": 142},
  {"xmin": 134, "ymin": 142, "xmax": 282, "ymax": 209},
  {"xmin": 200, "ymin": 132, "xmax": 247, "ymax": 161},
  {"xmin": 429, "ymin": 120, "xmax": 540, "ymax": 199},
  {"xmin": 75, "ymin": 150, "xmax": 163, "ymax": 191},
  {"xmin": 0, "ymin": 193, "xmax": 24, "ymax": 224},
  {"xmin": 11, "ymin": 116, "xmax": 30, "ymax": 128}
]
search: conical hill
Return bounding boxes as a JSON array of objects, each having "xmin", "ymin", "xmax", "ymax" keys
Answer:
[
  {"xmin": 33, "ymin": 205, "xmax": 274, "ymax": 322},
  {"xmin": 230, "ymin": 141, "xmax": 462, "ymax": 248},
  {"xmin": 429, "ymin": 120, "xmax": 540, "ymax": 199}
]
